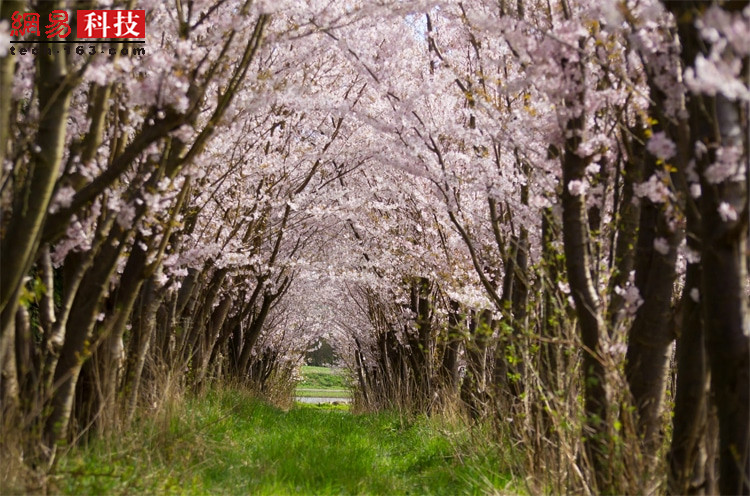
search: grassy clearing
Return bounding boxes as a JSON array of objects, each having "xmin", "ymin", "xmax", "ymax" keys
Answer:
[
  {"xmin": 297, "ymin": 365, "xmax": 350, "ymax": 390},
  {"xmin": 295, "ymin": 388, "xmax": 351, "ymax": 398},
  {"xmin": 52, "ymin": 388, "xmax": 519, "ymax": 495}
]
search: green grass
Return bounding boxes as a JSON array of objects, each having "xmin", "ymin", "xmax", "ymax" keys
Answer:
[
  {"xmin": 297, "ymin": 366, "xmax": 350, "ymax": 390},
  {"xmin": 295, "ymin": 388, "xmax": 351, "ymax": 398},
  {"xmin": 53, "ymin": 388, "xmax": 519, "ymax": 495}
]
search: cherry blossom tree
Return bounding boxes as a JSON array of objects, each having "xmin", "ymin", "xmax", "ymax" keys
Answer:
[{"xmin": 1, "ymin": 0, "xmax": 747, "ymax": 492}]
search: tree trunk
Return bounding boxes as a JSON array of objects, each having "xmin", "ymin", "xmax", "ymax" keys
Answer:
[
  {"xmin": 78, "ymin": 240, "xmax": 149, "ymax": 432},
  {"xmin": 462, "ymin": 310, "xmax": 491, "ymax": 420},
  {"xmin": 0, "ymin": 310, "xmax": 20, "ymax": 415},
  {"xmin": 540, "ymin": 208, "xmax": 565, "ymax": 392},
  {"xmin": 625, "ymin": 160, "xmax": 680, "ymax": 452},
  {"xmin": 0, "ymin": 0, "xmax": 72, "ymax": 334},
  {"xmin": 559, "ymin": 53, "xmax": 610, "ymax": 490},
  {"xmin": 236, "ymin": 293, "xmax": 274, "ymax": 376},
  {"xmin": 663, "ymin": 3, "xmax": 750, "ymax": 491},
  {"xmin": 123, "ymin": 277, "xmax": 161, "ymax": 424},
  {"xmin": 194, "ymin": 296, "xmax": 232, "ymax": 389},
  {"xmin": 439, "ymin": 300, "xmax": 462, "ymax": 394},
  {"xmin": 406, "ymin": 277, "xmax": 432, "ymax": 409},
  {"xmin": 669, "ymin": 257, "xmax": 710, "ymax": 494},
  {"xmin": 607, "ymin": 127, "xmax": 644, "ymax": 328},
  {"xmin": 43, "ymin": 220, "xmax": 127, "ymax": 458},
  {"xmin": 699, "ymin": 100, "xmax": 749, "ymax": 494}
]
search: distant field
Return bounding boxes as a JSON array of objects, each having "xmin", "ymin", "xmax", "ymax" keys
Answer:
[
  {"xmin": 295, "ymin": 388, "xmax": 351, "ymax": 398},
  {"xmin": 297, "ymin": 365, "xmax": 351, "ymax": 390}
]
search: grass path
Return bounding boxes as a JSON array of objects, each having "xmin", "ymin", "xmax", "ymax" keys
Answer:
[
  {"xmin": 296, "ymin": 365, "xmax": 351, "ymax": 390},
  {"xmin": 295, "ymin": 365, "xmax": 352, "ymax": 400},
  {"xmin": 55, "ymin": 389, "xmax": 518, "ymax": 495},
  {"xmin": 295, "ymin": 388, "xmax": 351, "ymax": 398}
]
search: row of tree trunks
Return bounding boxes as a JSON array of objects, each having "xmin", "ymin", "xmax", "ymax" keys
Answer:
[
  {"xmin": 664, "ymin": 2, "xmax": 750, "ymax": 493},
  {"xmin": 0, "ymin": 1, "xmax": 72, "ymax": 326},
  {"xmin": 353, "ymin": 287, "xmax": 445, "ymax": 412},
  {"xmin": 0, "ymin": 10, "xmax": 280, "ymax": 469},
  {"xmin": 43, "ymin": 215, "xmax": 123, "ymax": 460},
  {"xmin": 407, "ymin": 277, "xmax": 433, "ymax": 409},
  {"xmin": 437, "ymin": 300, "xmax": 462, "ymax": 394},
  {"xmin": 123, "ymin": 277, "xmax": 161, "ymax": 424},
  {"xmin": 462, "ymin": 310, "xmax": 492, "ymax": 420},
  {"xmin": 624, "ymin": 29, "xmax": 688, "ymax": 456}
]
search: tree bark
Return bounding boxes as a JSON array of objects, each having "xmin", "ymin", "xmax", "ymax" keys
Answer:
[
  {"xmin": 194, "ymin": 296, "xmax": 232, "ymax": 389},
  {"xmin": 461, "ymin": 310, "xmax": 491, "ymax": 420},
  {"xmin": 662, "ymin": 3, "xmax": 750, "ymax": 491},
  {"xmin": 0, "ymin": 0, "xmax": 21, "ymax": 169},
  {"xmin": 699, "ymin": 94, "xmax": 749, "ymax": 494},
  {"xmin": 439, "ymin": 300, "xmax": 462, "ymax": 394},
  {"xmin": 43, "ymin": 220, "xmax": 128, "ymax": 457},
  {"xmin": 1, "ymin": 0, "xmax": 72, "ymax": 327},
  {"xmin": 607, "ymin": 127, "xmax": 644, "ymax": 328},
  {"xmin": 669, "ymin": 256, "xmax": 710, "ymax": 494},
  {"xmin": 625, "ymin": 157, "xmax": 681, "ymax": 452},
  {"xmin": 77, "ymin": 239, "xmax": 149, "ymax": 432},
  {"xmin": 236, "ymin": 292, "xmax": 275, "ymax": 376},
  {"xmin": 123, "ymin": 277, "xmax": 161, "ymax": 424},
  {"xmin": 559, "ymin": 53, "xmax": 610, "ymax": 490}
]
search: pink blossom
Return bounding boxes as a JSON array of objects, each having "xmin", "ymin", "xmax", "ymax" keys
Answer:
[
  {"xmin": 49, "ymin": 185, "xmax": 76, "ymax": 214},
  {"xmin": 116, "ymin": 203, "xmax": 136, "ymax": 228},
  {"xmin": 615, "ymin": 284, "xmax": 644, "ymax": 316},
  {"xmin": 653, "ymin": 237, "xmax": 670, "ymax": 255},
  {"xmin": 603, "ymin": 341, "xmax": 628, "ymax": 357},
  {"xmin": 690, "ymin": 288, "xmax": 700, "ymax": 303},
  {"xmin": 718, "ymin": 202, "xmax": 738, "ymax": 222},
  {"xmin": 704, "ymin": 146, "xmax": 743, "ymax": 184},
  {"xmin": 698, "ymin": 5, "xmax": 750, "ymax": 56},
  {"xmin": 84, "ymin": 61, "xmax": 111, "ymax": 86},
  {"xmin": 647, "ymin": 132, "xmax": 676, "ymax": 161},
  {"xmin": 171, "ymin": 124, "xmax": 196, "ymax": 143},
  {"xmin": 567, "ymin": 179, "xmax": 588, "ymax": 197},
  {"xmin": 634, "ymin": 174, "xmax": 671, "ymax": 203},
  {"xmin": 685, "ymin": 247, "xmax": 701, "ymax": 264},
  {"xmin": 690, "ymin": 183, "xmax": 701, "ymax": 198},
  {"xmin": 685, "ymin": 55, "xmax": 750, "ymax": 101},
  {"xmin": 0, "ymin": 20, "xmax": 9, "ymax": 57}
]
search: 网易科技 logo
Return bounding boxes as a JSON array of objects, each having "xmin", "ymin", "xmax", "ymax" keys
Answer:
[
  {"xmin": 11, "ymin": 9, "xmax": 145, "ymax": 39},
  {"xmin": 4, "ymin": 8, "xmax": 146, "ymax": 56}
]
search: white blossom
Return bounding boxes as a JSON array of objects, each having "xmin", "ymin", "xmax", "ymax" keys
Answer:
[
  {"xmin": 567, "ymin": 179, "xmax": 588, "ymax": 197},
  {"xmin": 49, "ymin": 186, "xmax": 76, "ymax": 214},
  {"xmin": 0, "ymin": 21, "xmax": 9, "ymax": 57},
  {"xmin": 690, "ymin": 288, "xmax": 700, "ymax": 302},
  {"xmin": 718, "ymin": 202, "xmax": 738, "ymax": 222},
  {"xmin": 685, "ymin": 247, "xmax": 701, "ymax": 264},
  {"xmin": 690, "ymin": 183, "xmax": 702, "ymax": 198},
  {"xmin": 705, "ymin": 146, "xmax": 743, "ymax": 184},
  {"xmin": 634, "ymin": 174, "xmax": 671, "ymax": 203},
  {"xmin": 615, "ymin": 284, "xmax": 643, "ymax": 316},
  {"xmin": 653, "ymin": 237, "xmax": 670, "ymax": 255},
  {"xmin": 646, "ymin": 132, "xmax": 676, "ymax": 160}
]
